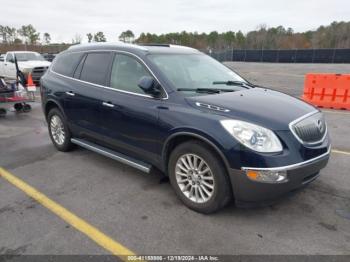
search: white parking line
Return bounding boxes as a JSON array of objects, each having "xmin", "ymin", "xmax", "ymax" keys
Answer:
[
  {"xmin": 332, "ymin": 149, "xmax": 350, "ymax": 156},
  {"xmin": 322, "ymin": 109, "xmax": 350, "ymax": 115}
]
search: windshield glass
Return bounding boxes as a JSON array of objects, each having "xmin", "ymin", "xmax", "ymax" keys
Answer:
[
  {"xmin": 15, "ymin": 52, "xmax": 46, "ymax": 62},
  {"xmin": 148, "ymin": 53, "xmax": 247, "ymax": 96}
]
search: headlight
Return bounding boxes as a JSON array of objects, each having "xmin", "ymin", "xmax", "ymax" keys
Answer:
[{"xmin": 220, "ymin": 119, "xmax": 282, "ymax": 153}]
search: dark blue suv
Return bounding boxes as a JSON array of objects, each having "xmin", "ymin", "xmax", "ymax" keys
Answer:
[{"xmin": 41, "ymin": 43, "xmax": 330, "ymax": 213}]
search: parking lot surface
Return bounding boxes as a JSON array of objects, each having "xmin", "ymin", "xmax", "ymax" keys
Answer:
[{"xmin": 0, "ymin": 63, "xmax": 350, "ymax": 256}]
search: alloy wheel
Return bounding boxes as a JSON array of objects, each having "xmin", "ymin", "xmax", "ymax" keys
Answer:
[
  {"xmin": 175, "ymin": 153, "xmax": 215, "ymax": 203},
  {"xmin": 50, "ymin": 115, "xmax": 66, "ymax": 145}
]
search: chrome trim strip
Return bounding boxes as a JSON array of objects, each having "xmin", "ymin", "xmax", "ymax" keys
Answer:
[
  {"xmin": 241, "ymin": 146, "xmax": 331, "ymax": 171},
  {"xmin": 50, "ymin": 49, "xmax": 169, "ymax": 100},
  {"xmin": 288, "ymin": 110, "xmax": 328, "ymax": 146},
  {"xmin": 71, "ymin": 138, "xmax": 151, "ymax": 173},
  {"xmin": 102, "ymin": 101, "xmax": 115, "ymax": 108},
  {"xmin": 195, "ymin": 102, "xmax": 230, "ymax": 112}
]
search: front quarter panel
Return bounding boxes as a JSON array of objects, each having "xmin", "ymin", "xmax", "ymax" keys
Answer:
[{"xmin": 158, "ymin": 100, "xmax": 241, "ymax": 168}]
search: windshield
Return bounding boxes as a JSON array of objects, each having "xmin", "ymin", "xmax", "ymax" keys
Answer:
[
  {"xmin": 148, "ymin": 53, "xmax": 247, "ymax": 96},
  {"xmin": 15, "ymin": 52, "xmax": 46, "ymax": 62}
]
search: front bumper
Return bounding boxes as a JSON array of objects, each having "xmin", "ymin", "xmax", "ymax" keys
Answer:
[{"xmin": 229, "ymin": 147, "xmax": 331, "ymax": 207}]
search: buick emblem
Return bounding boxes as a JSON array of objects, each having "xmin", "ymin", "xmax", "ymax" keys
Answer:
[{"xmin": 317, "ymin": 119, "xmax": 324, "ymax": 133}]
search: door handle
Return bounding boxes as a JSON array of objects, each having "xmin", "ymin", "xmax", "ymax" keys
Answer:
[
  {"xmin": 102, "ymin": 101, "xmax": 115, "ymax": 108},
  {"xmin": 65, "ymin": 91, "xmax": 75, "ymax": 96}
]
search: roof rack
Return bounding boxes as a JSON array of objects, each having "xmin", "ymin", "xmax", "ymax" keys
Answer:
[{"xmin": 67, "ymin": 42, "xmax": 148, "ymax": 51}]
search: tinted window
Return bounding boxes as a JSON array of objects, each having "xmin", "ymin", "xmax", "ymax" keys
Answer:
[
  {"xmin": 80, "ymin": 52, "xmax": 112, "ymax": 86},
  {"xmin": 52, "ymin": 52, "xmax": 83, "ymax": 77},
  {"xmin": 73, "ymin": 54, "xmax": 86, "ymax": 79},
  {"xmin": 110, "ymin": 54, "xmax": 152, "ymax": 94}
]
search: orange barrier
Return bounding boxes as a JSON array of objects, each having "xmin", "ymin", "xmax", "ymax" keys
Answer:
[{"xmin": 302, "ymin": 73, "xmax": 350, "ymax": 110}]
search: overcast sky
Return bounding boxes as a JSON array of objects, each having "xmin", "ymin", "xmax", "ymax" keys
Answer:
[{"xmin": 1, "ymin": 0, "xmax": 349, "ymax": 43}]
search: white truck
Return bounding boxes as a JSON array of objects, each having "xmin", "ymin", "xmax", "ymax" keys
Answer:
[{"xmin": 0, "ymin": 51, "xmax": 51, "ymax": 85}]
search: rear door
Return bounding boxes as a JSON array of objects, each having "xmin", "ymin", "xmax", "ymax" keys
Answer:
[
  {"xmin": 98, "ymin": 53, "xmax": 164, "ymax": 165},
  {"xmin": 65, "ymin": 51, "xmax": 114, "ymax": 141}
]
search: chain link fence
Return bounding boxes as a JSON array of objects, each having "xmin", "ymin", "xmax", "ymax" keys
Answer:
[{"xmin": 207, "ymin": 49, "xmax": 350, "ymax": 63}]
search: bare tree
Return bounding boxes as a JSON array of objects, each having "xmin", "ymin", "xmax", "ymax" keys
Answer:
[
  {"xmin": 72, "ymin": 33, "xmax": 82, "ymax": 44},
  {"xmin": 43, "ymin": 32, "xmax": 51, "ymax": 44},
  {"xmin": 87, "ymin": 33, "xmax": 93, "ymax": 43},
  {"xmin": 18, "ymin": 24, "xmax": 40, "ymax": 44}
]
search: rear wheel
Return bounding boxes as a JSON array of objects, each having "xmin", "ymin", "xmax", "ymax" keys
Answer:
[
  {"xmin": 168, "ymin": 140, "xmax": 232, "ymax": 213},
  {"xmin": 47, "ymin": 108, "xmax": 74, "ymax": 151}
]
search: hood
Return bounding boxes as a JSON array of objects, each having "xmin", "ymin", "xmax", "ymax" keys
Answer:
[
  {"xmin": 186, "ymin": 88, "xmax": 317, "ymax": 130},
  {"xmin": 18, "ymin": 60, "xmax": 51, "ymax": 69}
]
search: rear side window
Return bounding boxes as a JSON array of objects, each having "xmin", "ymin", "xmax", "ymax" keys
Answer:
[
  {"xmin": 51, "ymin": 52, "xmax": 83, "ymax": 77},
  {"xmin": 80, "ymin": 52, "xmax": 113, "ymax": 86}
]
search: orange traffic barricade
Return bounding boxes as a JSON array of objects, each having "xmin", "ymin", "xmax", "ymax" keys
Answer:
[{"xmin": 302, "ymin": 73, "xmax": 350, "ymax": 110}]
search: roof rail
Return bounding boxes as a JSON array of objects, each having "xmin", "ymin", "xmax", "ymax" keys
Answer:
[
  {"xmin": 68, "ymin": 42, "xmax": 148, "ymax": 51},
  {"xmin": 138, "ymin": 43, "xmax": 170, "ymax": 47}
]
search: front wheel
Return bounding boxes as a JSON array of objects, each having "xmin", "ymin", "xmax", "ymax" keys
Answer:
[
  {"xmin": 168, "ymin": 140, "xmax": 232, "ymax": 213},
  {"xmin": 47, "ymin": 108, "xmax": 74, "ymax": 152}
]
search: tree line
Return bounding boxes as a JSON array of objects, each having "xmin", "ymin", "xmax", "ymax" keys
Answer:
[
  {"xmin": 135, "ymin": 21, "xmax": 350, "ymax": 50},
  {"xmin": 0, "ymin": 24, "xmax": 51, "ymax": 45},
  {"xmin": 1, "ymin": 21, "xmax": 349, "ymax": 50}
]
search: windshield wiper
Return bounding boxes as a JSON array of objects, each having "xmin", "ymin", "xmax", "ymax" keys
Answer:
[
  {"xmin": 177, "ymin": 88, "xmax": 235, "ymax": 94},
  {"xmin": 212, "ymin": 80, "xmax": 255, "ymax": 88}
]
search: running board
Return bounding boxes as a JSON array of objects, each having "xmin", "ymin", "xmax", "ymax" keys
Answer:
[{"xmin": 71, "ymin": 138, "xmax": 151, "ymax": 173}]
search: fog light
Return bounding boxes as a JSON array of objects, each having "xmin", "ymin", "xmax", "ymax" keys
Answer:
[{"xmin": 246, "ymin": 170, "xmax": 288, "ymax": 183}]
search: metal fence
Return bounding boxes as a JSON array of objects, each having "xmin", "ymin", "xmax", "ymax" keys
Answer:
[
  {"xmin": 208, "ymin": 49, "xmax": 350, "ymax": 63},
  {"xmin": 0, "ymin": 43, "xmax": 71, "ymax": 54}
]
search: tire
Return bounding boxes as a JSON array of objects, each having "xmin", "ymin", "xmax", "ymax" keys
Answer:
[
  {"xmin": 0, "ymin": 108, "xmax": 6, "ymax": 116},
  {"xmin": 23, "ymin": 104, "xmax": 31, "ymax": 112},
  {"xmin": 168, "ymin": 140, "xmax": 232, "ymax": 214},
  {"xmin": 47, "ymin": 108, "xmax": 74, "ymax": 152},
  {"xmin": 14, "ymin": 103, "xmax": 23, "ymax": 112}
]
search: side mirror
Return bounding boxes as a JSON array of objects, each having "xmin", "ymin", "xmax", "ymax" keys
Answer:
[
  {"xmin": 8, "ymin": 58, "xmax": 15, "ymax": 63},
  {"xmin": 138, "ymin": 76, "xmax": 161, "ymax": 97}
]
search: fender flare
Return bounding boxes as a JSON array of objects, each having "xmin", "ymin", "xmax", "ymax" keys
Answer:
[
  {"xmin": 44, "ymin": 98, "xmax": 66, "ymax": 120},
  {"xmin": 161, "ymin": 131, "xmax": 231, "ymax": 174}
]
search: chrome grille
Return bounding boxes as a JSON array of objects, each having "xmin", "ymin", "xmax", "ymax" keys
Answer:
[{"xmin": 290, "ymin": 112, "xmax": 327, "ymax": 145}]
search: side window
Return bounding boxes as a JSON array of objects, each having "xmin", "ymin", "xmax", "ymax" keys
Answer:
[
  {"xmin": 51, "ymin": 52, "xmax": 83, "ymax": 77},
  {"xmin": 6, "ymin": 53, "xmax": 14, "ymax": 62},
  {"xmin": 73, "ymin": 54, "xmax": 86, "ymax": 79},
  {"xmin": 110, "ymin": 54, "xmax": 152, "ymax": 94},
  {"xmin": 80, "ymin": 52, "xmax": 112, "ymax": 86}
]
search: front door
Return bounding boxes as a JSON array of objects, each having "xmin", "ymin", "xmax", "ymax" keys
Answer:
[
  {"xmin": 4, "ymin": 53, "xmax": 16, "ymax": 78},
  {"xmin": 98, "ymin": 53, "xmax": 164, "ymax": 166}
]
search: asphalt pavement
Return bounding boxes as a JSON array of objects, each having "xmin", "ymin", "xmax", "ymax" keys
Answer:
[{"xmin": 0, "ymin": 63, "xmax": 349, "ymax": 257}]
